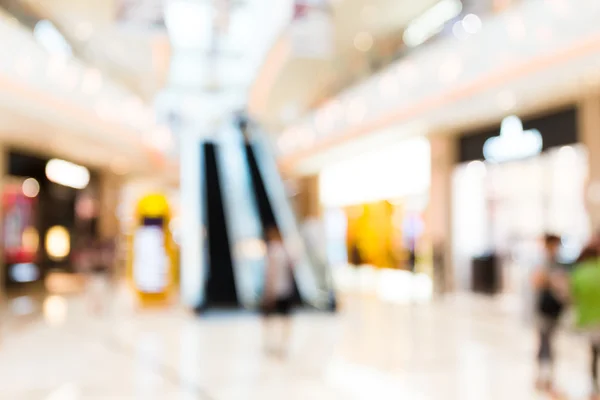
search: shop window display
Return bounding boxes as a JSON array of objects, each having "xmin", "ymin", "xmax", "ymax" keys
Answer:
[{"xmin": 452, "ymin": 145, "xmax": 590, "ymax": 297}]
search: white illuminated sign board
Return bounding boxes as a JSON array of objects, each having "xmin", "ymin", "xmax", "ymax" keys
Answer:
[
  {"xmin": 483, "ymin": 115, "xmax": 543, "ymax": 163},
  {"xmin": 133, "ymin": 226, "xmax": 169, "ymax": 293}
]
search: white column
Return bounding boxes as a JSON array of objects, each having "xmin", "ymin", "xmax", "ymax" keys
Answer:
[{"xmin": 179, "ymin": 127, "xmax": 205, "ymax": 309}]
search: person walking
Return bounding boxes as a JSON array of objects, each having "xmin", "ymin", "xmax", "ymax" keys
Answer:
[
  {"xmin": 531, "ymin": 234, "xmax": 567, "ymax": 394},
  {"xmin": 262, "ymin": 226, "xmax": 295, "ymax": 357},
  {"xmin": 570, "ymin": 242, "xmax": 600, "ymax": 400}
]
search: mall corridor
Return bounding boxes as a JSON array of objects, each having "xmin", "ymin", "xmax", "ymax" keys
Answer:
[
  {"xmin": 3, "ymin": 0, "xmax": 600, "ymax": 398},
  {"xmin": 0, "ymin": 290, "xmax": 594, "ymax": 400}
]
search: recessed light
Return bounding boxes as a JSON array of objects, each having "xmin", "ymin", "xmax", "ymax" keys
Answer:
[{"xmin": 354, "ymin": 32, "xmax": 374, "ymax": 52}]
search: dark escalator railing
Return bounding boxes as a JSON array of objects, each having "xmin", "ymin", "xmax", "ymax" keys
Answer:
[{"xmin": 202, "ymin": 142, "xmax": 239, "ymax": 308}]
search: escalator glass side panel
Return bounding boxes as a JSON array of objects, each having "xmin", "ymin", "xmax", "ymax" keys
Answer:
[{"xmin": 216, "ymin": 122, "xmax": 266, "ymax": 308}]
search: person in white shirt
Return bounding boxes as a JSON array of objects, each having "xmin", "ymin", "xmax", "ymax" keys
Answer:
[{"xmin": 262, "ymin": 226, "xmax": 295, "ymax": 355}]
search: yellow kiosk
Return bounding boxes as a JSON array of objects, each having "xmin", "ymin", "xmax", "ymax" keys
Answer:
[{"xmin": 127, "ymin": 193, "xmax": 177, "ymax": 307}]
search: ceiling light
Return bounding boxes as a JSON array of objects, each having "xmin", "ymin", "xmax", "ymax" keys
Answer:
[
  {"xmin": 346, "ymin": 98, "xmax": 367, "ymax": 124},
  {"xmin": 298, "ymin": 127, "xmax": 317, "ymax": 148},
  {"xmin": 45, "ymin": 226, "xmax": 71, "ymax": 261},
  {"xmin": 379, "ymin": 72, "xmax": 399, "ymax": 97},
  {"xmin": 165, "ymin": 0, "xmax": 213, "ymax": 49},
  {"xmin": 34, "ymin": 20, "xmax": 72, "ymax": 57},
  {"xmin": 22, "ymin": 178, "xmax": 40, "ymax": 198},
  {"xmin": 354, "ymin": 32, "xmax": 374, "ymax": 52},
  {"xmin": 452, "ymin": 21, "xmax": 469, "ymax": 40},
  {"xmin": 396, "ymin": 61, "xmax": 419, "ymax": 85},
  {"xmin": 46, "ymin": 159, "xmax": 90, "ymax": 190},
  {"xmin": 403, "ymin": 0, "xmax": 463, "ymax": 47},
  {"xmin": 315, "ymin": 109, "xmax": 334, "ymax": 134},
  {"xmin": 461, "ymin": 14, "xmax": 482, "ymax": 34}
]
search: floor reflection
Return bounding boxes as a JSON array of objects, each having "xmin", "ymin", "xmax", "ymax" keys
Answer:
[{"xmin": 0, "ymin": 289, "xmax": 594, "ymax": 399}]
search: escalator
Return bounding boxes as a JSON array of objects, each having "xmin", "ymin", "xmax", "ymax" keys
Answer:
[
  {"xmin": 196, "ymin": 119, "xmax": 335, "ymax": 311},
  {"xmin": 243, "ymin": 121, "xmax": 334, "ymax": 310}
]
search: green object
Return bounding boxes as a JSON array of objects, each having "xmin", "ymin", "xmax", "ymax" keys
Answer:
[{"xmin": 571, "ymin": 258, "xmax": 600, "ymax": 329}]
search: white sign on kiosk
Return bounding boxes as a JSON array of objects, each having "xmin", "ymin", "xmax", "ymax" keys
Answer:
[
  {"xmin": 133, "ymin": 226, "xmax": 169, "ymax": 293},
  {"xmin": 483, "ymin": 115, "xmax": 543, "ymax": 163}
]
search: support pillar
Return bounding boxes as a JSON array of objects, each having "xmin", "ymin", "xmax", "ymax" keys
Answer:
[
  {"xmin": 579, "ymin": 94, "xmax": 600, "ymax": 231},
  {"xmin": 427, "ymin": 134, "xmax": 457, "ymax": 293},
  {"xmin": 98, "ymin": 172, "xmax": 121, "ymax": 240},
  {"xmin": 296, "ymin": 175, "xmax": 321, "ymax": 220}
]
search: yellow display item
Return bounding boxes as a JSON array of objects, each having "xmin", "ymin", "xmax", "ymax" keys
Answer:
[
  {"xmin": 127, "ymin": 193, "xmax": 177, "ymax": 307},
  {"xmin": 346, "ymin": 201, "xmax": 401, "ymax": 269}
]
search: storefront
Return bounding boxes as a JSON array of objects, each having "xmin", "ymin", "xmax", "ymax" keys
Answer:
[
  {"xmin": 451, "ymin": 107, "xmax": 590, "ymax": 296},
  {"xmin": 319, "ymin": 137, "xmax": 432, "ymax": 273},
  {"xmin": 2, "ymin": 150, "xmax": 100, "ymax": 291}
]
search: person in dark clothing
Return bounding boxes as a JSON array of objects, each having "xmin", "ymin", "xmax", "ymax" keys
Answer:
[{"xmin": 531, "ymin": 234, "xmax": 567, "ymax": 394}]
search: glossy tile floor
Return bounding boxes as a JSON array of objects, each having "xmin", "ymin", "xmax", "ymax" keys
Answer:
[{"xmin": 0, "ymin": 289, "xmax": 596, "ymax": 399}]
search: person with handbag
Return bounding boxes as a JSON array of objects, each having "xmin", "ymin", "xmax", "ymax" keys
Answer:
[{"xmin": 531, "ymin": 234, "xmax": 567, "ymax": 395}]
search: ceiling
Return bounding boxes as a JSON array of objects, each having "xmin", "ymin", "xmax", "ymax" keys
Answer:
[
  {"xmin": 276, "ymin": 0, "xmax": 600, "ymax": 174},
  {"xmin": 249, "ymin": 0, "xmax": 441, "ymax": 131},
  {"xmin": 0, "ymin": 0, "xmax": 295, "ymax": 178},
  {"xmin": 160, "ymin": 0, "xmax": 296, "ymax": 133},
  {"xmin": 14, "ymin": 0, "xmax": 169, "ymax": 101},
  {"xmin": 0, "ymin": 7, "xmax": 172, "ymax": 177}
]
